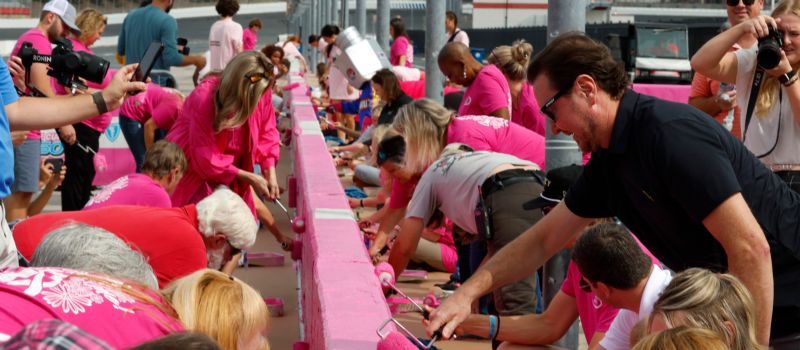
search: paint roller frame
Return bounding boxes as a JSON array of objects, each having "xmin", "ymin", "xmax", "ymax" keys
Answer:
[{"xmin": 377, "ymin": 318, "xmax": 437, "ymax": 350}]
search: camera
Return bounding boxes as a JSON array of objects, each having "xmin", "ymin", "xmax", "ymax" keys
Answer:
[
  {"xmin": 17, "ymin": 38, "xmax": 110, "ymax": 92},
  {"xmin": 177, "ymin": 37, "xmax": 190, "ymax": 55},
  {"xmin": 757, "ymin": 27, "xmax": 784, "ymax": 69}
]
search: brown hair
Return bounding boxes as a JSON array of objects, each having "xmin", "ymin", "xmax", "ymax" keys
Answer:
[
  {"xmin": 141, "ymin": 140, "xmax": 187, "ymax": 178},
  {"xmin": 248, "ymin": 18, "xmax": 262, "ymax": 29},
  {"xmin": 261, "ymin": 45, "xmax": 284, "ymax": 61},
  {"xmin": 215, "ymin": 0, "xmax": 239, "ymax": 17},
  {"xmin": 488, "ymin": 40, "xmax": 533, "ymax": 82},
  {"xmin": 214, "ymin": 51, "xmax": 273, "ymax": 131},
  {"xmin": 371, "ymin": 69, "xmax": 403, "ymax": 102},
  {"xmin": 527, "ymin": 32, "xmax": 629, "ymax": 100}
]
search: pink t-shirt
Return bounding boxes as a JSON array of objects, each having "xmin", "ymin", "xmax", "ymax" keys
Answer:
[
  {"xmin": 51, "ymin": 38, "xmax": 115, "ymax": 133},
  {"xmin": 119, "ymin": 83, "xmax": 184, "ymax": 130},
  {"xmin": 282, "ymin": 41, "xmax": 303, "ymax": 60},
  {"xmin": 209, "ymin": 17, "xmax": 244, "ymax": 70},
  {"xmin": 512, "ymin": 82, "xmax": 546, "ymax": 137},
  {"xmin": 561, "ymin": 261, "xmax": 619, "ymax": 344},
  {"xmin": 447, "ymin": 115, "xmax": 545, "ymax": 169},
  {"xmin": 0, "ymin": 267, "xmax": 183, "ymax": 347},
  {"xmin": 11, "ymin": 28, "xmax": 54, "ymax": 140},
  {"xmin": 83, "ymin": 173, "xmax": 172, "ymax": 210},
  {"xmin": 242, "ymin": 27, "xmax": 257, "ymax": 51},
  {"xmin": 390, "ymin": 36, "xmax": 413, "ymax": 68},
  {"xmin": 458, "ymin": 65, "xmax": 511, "ymax": 117}
]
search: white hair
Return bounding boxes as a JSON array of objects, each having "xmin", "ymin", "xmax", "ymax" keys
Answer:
[
  {"xmin": 31, "ymin": 223, "xmax": 159, "ymax": 289},
  {"xmin": 195, "ymin": 186, "xmax": 258, "ymax": 249}
]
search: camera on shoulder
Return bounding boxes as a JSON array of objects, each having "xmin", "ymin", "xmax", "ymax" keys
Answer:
[
  {"xmin": 757, "ymin": 27, "xmax": 784, "ymax": 69},
  {"xmin": 17, "ymin": 38, "xmax": 110, "ymax": 94}
]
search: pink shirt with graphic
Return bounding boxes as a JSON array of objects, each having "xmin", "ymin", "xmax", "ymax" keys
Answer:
[
  {"xmin": 458, "ymin": 65, "xmax": 511, "ymax": 117},
  {"xmin": 208, "ymin": 17, "xmax": 243, "ymax": 70},
  {"xmin": 0, "ymin": 267, "xmax": 183, "ymax": 348},
  {"xmin": 242, "ymin": 27, "xmax": 257, "ymax": 51},
  {"xmin": 11, "ymin": 28, "xmax": 54, "ymax": 140},
  {"xmin": 119, "ymin": 83, "xmax": 184, "ymax": 130},
  {"xmin": 83, "ymin": 173, "xmax": 171, "ymax": 210},
  {"xmin": 51, "ymin": 38, "xmax": 116, "ymax": 133},
  {"xmin": 512, "ymin": 82, "xmax": 546, "ymax": 137},
  {"xmin": 390, "ymin": 36, "xmax": 413, "ymax": 68}
]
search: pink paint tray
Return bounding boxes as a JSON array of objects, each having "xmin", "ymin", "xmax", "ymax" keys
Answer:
[
  {"xmin": 246, "ymin": 251, "xmax": 285, "ymax": 267},
  {"xmin": 264, "ymin": 297, "xmax": 285, "ymax": 317},
  {"xmin": 398, "ymin": 269, "xmax": 428, "ymax": 283}
]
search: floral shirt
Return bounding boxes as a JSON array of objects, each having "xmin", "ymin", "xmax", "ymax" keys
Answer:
[{"xmin": 0, "ymin": 267, "xmax": 183, "ymax": 348}]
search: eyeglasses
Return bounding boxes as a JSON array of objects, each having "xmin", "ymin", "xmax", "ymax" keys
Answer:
[
  {"xmin": 246, "ymin": 71, "xmax": 273, "ymax": 83},
  {"xmin": 579, "ymin": 277, "xmax": 592, "ymax": 293},
  {"xmin": 540, "ymin": 86, "xmax": 571, "ymax": 122},
  {"xmin": 726, "ymin": 0, "xmax": 755, "ymax": 6}
]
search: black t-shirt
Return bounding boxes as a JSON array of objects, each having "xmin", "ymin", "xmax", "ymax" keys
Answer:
[
  {"xmin": 565, "ymin": 90, "xmax": 800, "ymax": 307},
  {"xmin": 377, "ymin": 93, "xmax": 412, "ymax": 126}
]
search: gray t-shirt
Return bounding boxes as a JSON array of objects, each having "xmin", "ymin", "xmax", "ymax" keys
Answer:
[{"xmin": 406, "ymin": 151, "xmax": 536, "ymax": 234}]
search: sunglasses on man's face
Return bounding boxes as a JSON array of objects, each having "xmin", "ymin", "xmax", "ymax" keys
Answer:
[
  {"xmin": 540, "ymin": 86, "xmax": 571, "ymax": 122},
  {"xmin": 726, "ymin": 0, "xmax": 756, "ymax": 6}
]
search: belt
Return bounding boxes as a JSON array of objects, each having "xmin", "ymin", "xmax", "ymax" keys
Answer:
[
  {"xmin": 480, "ymin": 168, "xmax": 544, "ymax": 199},
  {"xmin": 771, "ymin": 164, "xmax": 800, "ymax": 172}
]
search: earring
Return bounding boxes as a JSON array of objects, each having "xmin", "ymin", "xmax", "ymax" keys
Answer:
[{"xmin": 462, "ymin": 68, "xmax": 467, "ymax": 79}]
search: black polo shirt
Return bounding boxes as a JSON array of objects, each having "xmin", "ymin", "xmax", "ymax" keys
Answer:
[
  {"xmin": 565, "ymin": 90, "xmax": 800, "ymax": 309},
  {"xmin": 377, "ymin": 93, "xmax": 412, "ymax": 126}
]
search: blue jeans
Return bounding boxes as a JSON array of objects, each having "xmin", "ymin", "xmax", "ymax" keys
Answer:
[{"xmin": 119, "ymin": 116, "xmax": 145, "ymax": 173}]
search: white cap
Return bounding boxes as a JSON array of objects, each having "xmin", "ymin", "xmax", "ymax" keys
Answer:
[{"xmin": 42, "ymin": 0, "xmax": 80, "ymax": 35}]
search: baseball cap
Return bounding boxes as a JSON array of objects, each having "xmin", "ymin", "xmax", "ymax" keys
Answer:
[
  {"xmin": 42, "ymin": 0, "xmax": 81, "ymax": 35},
  {"xmin": 523, "ymin": 164, "xmax": 583, "ymax": 210}
]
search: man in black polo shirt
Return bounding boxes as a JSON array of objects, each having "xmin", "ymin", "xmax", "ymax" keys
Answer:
[{"xmin": 426, "ymin": 32, "xmax": 800, "ymax": 348}]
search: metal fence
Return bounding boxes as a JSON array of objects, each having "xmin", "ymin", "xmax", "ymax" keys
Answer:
[{"xmin": 12, "ymin": 0, "xmax": 280, "ymax": 17}]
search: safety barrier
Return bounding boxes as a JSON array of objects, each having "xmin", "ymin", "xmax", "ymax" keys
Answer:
[{"xmin": 285, "ymin": 72, "xmax": 394, "ymax": 349}]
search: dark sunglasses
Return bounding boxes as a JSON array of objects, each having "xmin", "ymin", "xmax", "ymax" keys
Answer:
[
  {"xmin": 726, "ymin": 0, "xmax": 756, "ymax": 6},
  {"xmin": 540, "ymin": 86, "xmax": 571, "ymax": 122},
  {"xmin": 579, "ymin": 277, "xmax": 592, "ymax": 293}
]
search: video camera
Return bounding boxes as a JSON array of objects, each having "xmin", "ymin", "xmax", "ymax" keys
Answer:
[{"xmin": 17, "ymin": 37, "xmax": 110, "ymax": 94}]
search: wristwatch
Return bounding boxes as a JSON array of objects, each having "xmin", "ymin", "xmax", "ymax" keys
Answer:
[
  {"xmin": 779, "ymin": 70, "xmax": 797, "ymax": 86},
  {"xmin": 91, "ymin": 91, "xmax": 108, "ymax": 114}
]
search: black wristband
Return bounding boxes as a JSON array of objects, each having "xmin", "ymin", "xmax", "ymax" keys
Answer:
[
  {"xmin": 91, "ymin": 91, "xmax": 108, "ymax": 114},
  {"xmin": 360, "ymin": 199, "xmax": 364, "ymax": 207}
]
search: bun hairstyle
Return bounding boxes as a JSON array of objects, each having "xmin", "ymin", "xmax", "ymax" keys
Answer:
[{"xmin": 488, "ymin": 40, "xmax": 534, "ymax": 82}]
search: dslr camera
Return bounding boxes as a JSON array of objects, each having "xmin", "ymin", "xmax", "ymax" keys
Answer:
[
  {"xmin": 17, "ymin": 37, "xmax": 110, "ymax": 93},
  {"xmin": 757, "ymin": 27, "xmax": 784, "ymax": 69},
  {"xmin": 177, "ymin": 37, "xmax": 190, "ymax": 55}
]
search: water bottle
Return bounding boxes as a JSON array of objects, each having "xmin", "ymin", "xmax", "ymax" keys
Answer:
[{"xmin": 719, "ymin": 82, "xmax": 735, "ymax": 132}]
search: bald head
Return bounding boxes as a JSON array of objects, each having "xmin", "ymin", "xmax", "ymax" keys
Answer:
[{"xmin": 438, "ymin": 42, "xmax": 473, "ymax": 65}]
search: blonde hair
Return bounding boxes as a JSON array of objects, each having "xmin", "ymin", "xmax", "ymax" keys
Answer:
[
  {"xmin": 632, "ymin": 326, "xmax": 729, "ymax": 350},
  {"xmin": 648, "ymin": 268, "xmax": 761, "ymax": 350},
  {"xmin": 392, "ymin": 98, "xmax": 454, "ymax": 175},
  {"xmin": 215, "ymin": 51, "xmax": 273, "ymax": 131},
  {"xmin": 487, "ymin": 40, "xmax": 533, "ymax": 82},
  {"xmin": 756, "ymin": 1, "xmax": 800, "ymax": 117},
  {"xmin": 162, "ymin": 269, "xmax": 270, "ymax": 350},
  {"xmin": 76, "ymin": 9, "xmax": 107, "ymax": 44}
]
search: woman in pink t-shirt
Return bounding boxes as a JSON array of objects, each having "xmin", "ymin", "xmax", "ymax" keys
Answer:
[
  {"xmin": 51, "ymin": 9, "xmax": 116, "ymax": 211},
  {"xmin": 167, "ymin": 51, "xmax": 280, "ymax": 215},
  {"xmin": 390, "ymin": 17, "xmax": 414, "ymax": 68},
  {"xmin": 438, "ymin": 41, "xmax": 512, "ymax": 119},
  {"xmin": 0, "ymin": 267, "xmax": 183, "ymax": 348},
  {"xmin": 242, "ymin": 19, "xmax": 261, "ymax": 51},
  {"xmin": 119, "ymin": 83, "xmax": 185, "ymax": 171},
  {"xmin": 488, "ymin": 40, "xmax": 547, "ymax": 137}
]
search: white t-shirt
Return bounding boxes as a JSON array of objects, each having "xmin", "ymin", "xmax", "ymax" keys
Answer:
[
  {"xmin": 735, "ymin": 46, "xmax": 800, "ymax": 166},
  {"xmin": 447, "ymin": 29, "xmax": 470, "ymax": 47},
  {"xmin": 599, "ymin": 265, "xmax": 672, "ymax": 350},
  {"xmin": 208, "ymin": 17, "xmax": 243, "ymax": 71}
]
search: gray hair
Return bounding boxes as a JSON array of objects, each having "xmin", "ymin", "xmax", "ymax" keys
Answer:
[
  {"xmin": 31, "ymin": 223, "xmax": 159, "ymax": 289},
  {"xmin": 196, "ymin": 186, "xmax": 258, "ymax": 249}
]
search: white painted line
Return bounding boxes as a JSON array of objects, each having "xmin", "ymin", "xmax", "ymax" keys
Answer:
[
  {"xmin": 314, "ymin": 208, "xmax": 355, "ymax": 221},
  {"xmin": 298, "ymin": 121, "xmax": 322, "ymax": 135}
]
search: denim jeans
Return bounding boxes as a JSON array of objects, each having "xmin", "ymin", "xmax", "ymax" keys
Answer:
[{"xmin": 119, "ymin": 116, "xmax": 145, "ymax": 173}]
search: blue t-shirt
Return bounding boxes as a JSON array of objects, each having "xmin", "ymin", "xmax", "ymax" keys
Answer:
[
  {"xmin": 117, "ymin": 5, "xmax": 184, "ymax": 70},
  {"xmin": 0, "ymin": 60, "xmax": 19, "ymax": 198}
]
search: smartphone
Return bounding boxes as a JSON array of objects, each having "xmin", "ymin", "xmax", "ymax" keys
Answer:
[
  {"xmin": 134, "ymin": 42, "xmax": 165, "ymax": 83},
  {"xmin": 44, "ymin": 158, "xmax": 63, "ymax": 174}
]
